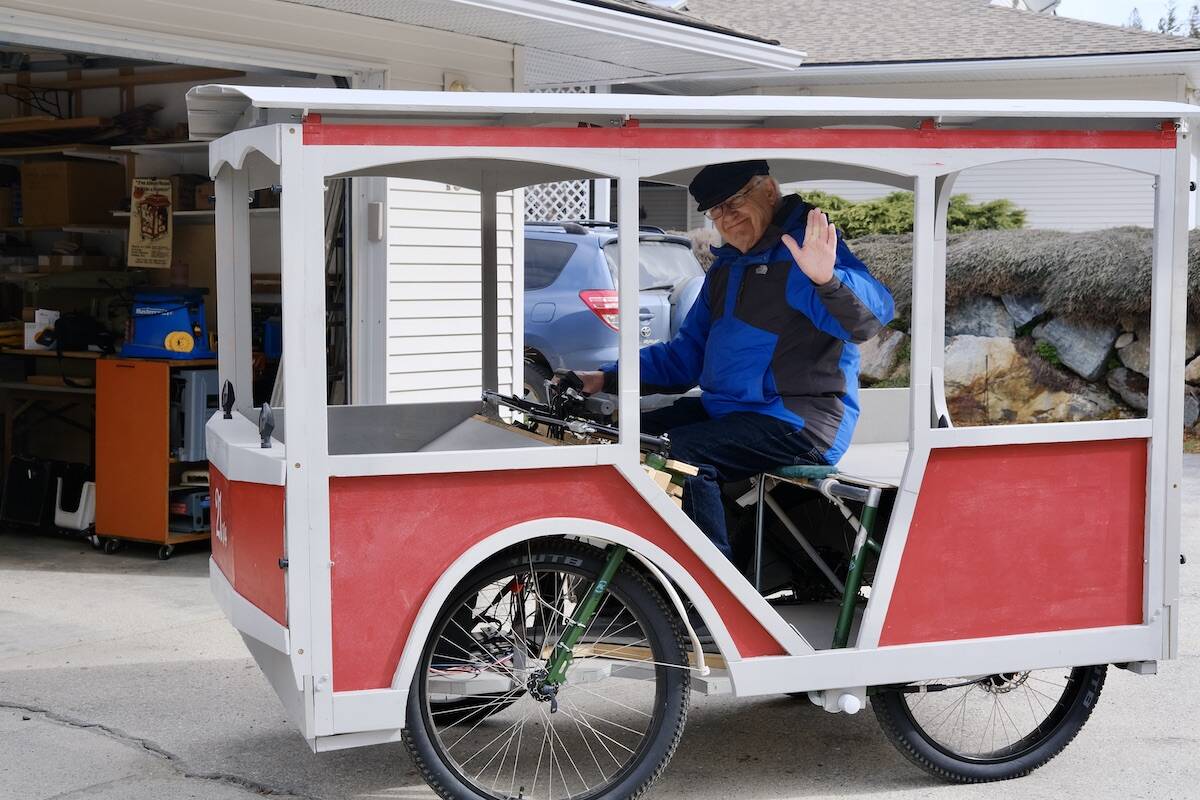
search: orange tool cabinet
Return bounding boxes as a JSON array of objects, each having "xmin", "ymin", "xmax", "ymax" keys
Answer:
[{"xmin": 95, "ymin": 357, "xmax": 216, "ymax": 559}]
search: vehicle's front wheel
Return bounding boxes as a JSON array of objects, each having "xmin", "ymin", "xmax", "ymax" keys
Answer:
[
  {"xmin": 872, "ymin": 664, "xmax": 1106, "ymax": 783},
  {"xmin": 404, "ymin": 540, "xmax": 690, "ymax": 800},
  {"xmin": 524, "ymin": 360, "xmax": 554, "ymax": 404}
]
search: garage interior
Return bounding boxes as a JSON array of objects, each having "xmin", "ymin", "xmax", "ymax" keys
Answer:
[{"xmin": 0, "ymin": 44, "xmax": 344, "ymax": 559}]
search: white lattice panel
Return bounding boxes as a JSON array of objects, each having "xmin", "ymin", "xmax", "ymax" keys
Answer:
[
  {"xmin": 525, "ymin": 180, "xmax": 590, "ymax": 221},
  {"xmin": 525, "ymin": 86, "xmax": 591, "ymax": 221}
]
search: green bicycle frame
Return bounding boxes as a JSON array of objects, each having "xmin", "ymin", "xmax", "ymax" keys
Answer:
[{"xmin": 544, "ymin": 544, "xmax": 628, "ymax": 685}]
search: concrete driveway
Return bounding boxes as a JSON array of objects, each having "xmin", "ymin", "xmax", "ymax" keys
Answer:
[{"xmin": 2, "ymin": 458, "xmax": 1197, "ymax": 800}]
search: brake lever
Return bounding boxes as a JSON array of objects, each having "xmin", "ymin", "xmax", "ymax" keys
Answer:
[{"xmin": 548, "ymin": 370, "xmax": 587, "ymax": 418}]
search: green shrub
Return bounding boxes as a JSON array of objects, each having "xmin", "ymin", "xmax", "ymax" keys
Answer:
[
  {"xmin": 1034, "ymin": 340, "xmax": 1061, "ymax": 365},
  {"xmin": 798, "ymin": 190, "xmax": 1026, "ymax": 239}
]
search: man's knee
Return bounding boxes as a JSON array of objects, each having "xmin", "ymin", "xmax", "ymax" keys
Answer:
[{"xmin": 664, "ymin": 431, "xmax": 705, "ymax": 466}]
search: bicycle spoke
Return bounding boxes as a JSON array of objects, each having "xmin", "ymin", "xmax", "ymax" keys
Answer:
[
  {"xmin": 485, "ymin": 708, "xmax": 532, "ymax": 788},
  {"xmin": 903, "ymin": 669, "xmax": 1079, "ymax": 760},
  {"xmin": 565, "ymin": 697, "xmax": 625, "ymax": 767},
  {"xmin": 570, "ymin": 704, "xmax": 646, "ymax": 738},
  {"xmin": 471, "ymin": 708, "xmax": 533, "ymax": 778},
  {"xmin": 566, "ymin": 682, "xmax": 654, "ymax": 718},
  {"xmin": 454, "ymin": 709, "xmax": 530, "ymax": 768},
  {"xmin": 559, "ymin": 699, "xmax": 637, "ymax": 756},
  {"xmin": 565, "ymin": 694, "xmax": 610, "ymax": 782},
  {"xmin": 435, "ymin": 689, "xmax": 524, "ymax": 728},
  {"xmin": 420, "ymin": 556, "xmax": 674, "ymax": 800}
]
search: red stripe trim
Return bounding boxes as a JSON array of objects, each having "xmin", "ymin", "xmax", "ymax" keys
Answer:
[{"xmin": 303, "ymin": 123, "xmax": 1176, "ymax": 150}]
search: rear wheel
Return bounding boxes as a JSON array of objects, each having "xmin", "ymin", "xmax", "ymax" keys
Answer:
[
  {"xmin": 873, "ymin": 664, "xmax": 1106, "ymax": 783},
  {"xmin": 404, "ymin": 541, "xmax": 690, "ymax": 800}
]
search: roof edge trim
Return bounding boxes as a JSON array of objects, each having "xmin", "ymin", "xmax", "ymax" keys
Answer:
[
  {"xmin": 621, "ymin": 49, "xmax": 1200, "ymax": 89},
  {"xmin": 444, "ymin": 0, "xmax": 805, "ymax": 71},
  {"xmin": 567, "ymin": 0, "xmax": 780, "ymax": 45}
]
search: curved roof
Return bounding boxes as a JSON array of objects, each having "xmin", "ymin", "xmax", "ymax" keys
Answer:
[{"xmin": 186, "ymin": 84, "xmax": 1200, "ymax": 139}]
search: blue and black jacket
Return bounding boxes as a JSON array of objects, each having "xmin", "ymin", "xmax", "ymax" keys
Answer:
[{"xmin": 601, "ymin": 195, "xmax": 895, "ymax": 464}]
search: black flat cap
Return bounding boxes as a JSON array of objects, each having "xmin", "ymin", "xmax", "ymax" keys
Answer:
[{"xmin": 689, "ymin": 160, "xmax": 770, "ymax": 212}]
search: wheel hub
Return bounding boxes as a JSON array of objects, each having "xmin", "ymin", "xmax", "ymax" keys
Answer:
[
  {"xmin": 526, "ymin": 668, "xmax": 560, "ymax": 711},
  {"xmin": 981, "ymin": 671, "xmax": 1029, "ymax": 694}
]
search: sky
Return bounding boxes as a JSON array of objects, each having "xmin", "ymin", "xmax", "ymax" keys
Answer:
[{"xmin": 1055, "ymin": 0, "xmax": 1179, "ymax": 28}]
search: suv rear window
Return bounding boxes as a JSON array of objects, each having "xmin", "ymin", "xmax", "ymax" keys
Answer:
[
  {"xmin": 602, "ymin": 240, "xmax": 704, "ymax": 290},
  {"xmin": 524, "ymin": 239, "xmax": 578, "ymax": 290}
]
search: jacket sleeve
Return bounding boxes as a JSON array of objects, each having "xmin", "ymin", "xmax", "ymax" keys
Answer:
[
  {"xmin": 788, "ymin": 236, "xmax": 895, "ymax": 344},
  {"xmin": 600, "ymin": 274, "xmax": 713, "ymax": 395}
]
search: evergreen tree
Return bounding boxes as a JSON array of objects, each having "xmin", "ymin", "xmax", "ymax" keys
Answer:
[
  {"xmin": 1159, "ymin": 1, "xmax": 1182, "ymax": 34},
  {"xmin": 1129, "ymin": 8, "xmax": 1144, "ymax": 29},
  {"xmin": 1189, "ymin": 4, "xmax": 1200, "ymax": 37}
]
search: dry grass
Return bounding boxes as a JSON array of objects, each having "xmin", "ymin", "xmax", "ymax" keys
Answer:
[
  {"xmin": 1185, "ymin": 428, "xmax": 1200, "ymax": 454},
  {"xmin": 846, "ymin": 226, "xmax": 1200, "ymax": 324},
  {"xmin": 680, "ymin": 228, "xmax": 721, "ymax": 270},
  {"xmin": 676, "ymin": 224, "xmax": 1200, "ymax": 327}
]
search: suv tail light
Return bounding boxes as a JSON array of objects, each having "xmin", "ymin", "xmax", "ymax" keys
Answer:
[{"xmin": 579, "ymin": 290, "xmax": 619, "ymax": 331}]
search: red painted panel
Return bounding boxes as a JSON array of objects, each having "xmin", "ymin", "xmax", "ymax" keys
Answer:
[
  {"xmin": 304, "ymin": 123, "xmax": 1176, "ymax": 150},
  {"xmin": 210, "ymin": 466, "xmax": 287, "ymax": 626},
  {"xmin": 209, "ymin": 468, "xmax": 235, "ymax": 586},
  {"xmin": 328, "ymin": 466, "xmax": 785, "ymax": 692},
  {"xmin": 879, "ymin": 439, "xmax": 1147, "ymax": 646}
]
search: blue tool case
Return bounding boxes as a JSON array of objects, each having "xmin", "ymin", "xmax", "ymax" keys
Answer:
[{"xmin": 121, "ymin": 289, "xmax": 216, "ymax": 360}]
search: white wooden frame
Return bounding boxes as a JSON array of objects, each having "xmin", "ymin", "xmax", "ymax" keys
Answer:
[{"xmin": 199, "ymin": 90, "xmax": 1192, "ymax": 747}]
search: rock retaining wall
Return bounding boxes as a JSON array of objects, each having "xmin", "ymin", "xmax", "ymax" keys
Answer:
[{"xmin": 859, "ymin": 293, "xmax": 1200, "ymax": 430}]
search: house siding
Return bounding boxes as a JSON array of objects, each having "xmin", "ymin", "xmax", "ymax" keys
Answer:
[
  {"xmin": 386, "ymin": 181, "xmax": 517, "ymax": 403},
  {"xmin": 776, "ymin": 74, "xmax": 1192, "ymax": 231},
  {"xmin": 793, "ymin": 158, "xmax": 1157, "ymax": 232}
]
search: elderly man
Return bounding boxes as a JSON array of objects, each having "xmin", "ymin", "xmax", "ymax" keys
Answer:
[{"xmin": 574, "ymin": 160, "xmax": 894, "ymax": 559}]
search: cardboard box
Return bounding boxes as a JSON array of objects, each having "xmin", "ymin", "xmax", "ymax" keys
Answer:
[
  {"xmin": 24, "ymin": 309, "xmax": 60, "ymax": 349},
  {"xmin": 194, "ymin": 181, "xmax": 215, "ymax": 211},
  {"xmin": 36, "ymin": 254, "xmax": 118, "ymax": 272},
  {"xmin": 168, "ymin": 174, "xmax": 207, "ymax": 212},
  {"xmin": 251, "ymin": 187, "xmax": 280, "ymax": 208},
  {"xmin": 171, "ymin": 223, "xmax": 217, "ymax": 330},
  {"xmin": 19, "ymin": 160, "xmax": 126, "ymax": 227},
  {"xmin": 191, "ymin": 183, "xmax": 279, "ymax": 211}
]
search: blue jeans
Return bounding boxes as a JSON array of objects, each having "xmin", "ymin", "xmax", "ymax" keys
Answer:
[{"xmin": 641, "ymin": 398, "xmax": 826, "ymax": 559}]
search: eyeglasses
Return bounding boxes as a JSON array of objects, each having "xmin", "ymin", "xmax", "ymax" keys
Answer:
[{"xmin": 704, "ymin": 176, "xmax": 765, "ymax": 221}]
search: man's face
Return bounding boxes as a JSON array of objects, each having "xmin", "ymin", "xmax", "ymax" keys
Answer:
[{"xmin": 713, "ymin": 176, "xmax": 776, "ymax": 253}]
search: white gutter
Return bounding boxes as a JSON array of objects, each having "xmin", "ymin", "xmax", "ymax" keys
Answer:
[
  {"xmin": 0, "ymin": 7, "xmax": 384, "ymax": 78},
  {"xmin": 622, "ymin": 49, "xmax": 1200, "ymax": 89},
  {"xmin": 440, "ymin": 0, "xmax": 805, "ymax": 71}
]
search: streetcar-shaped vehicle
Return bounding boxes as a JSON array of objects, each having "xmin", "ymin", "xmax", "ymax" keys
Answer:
[{"xmin": 194, "ymin": 86, "xmax": 1189, "ymax": 798}]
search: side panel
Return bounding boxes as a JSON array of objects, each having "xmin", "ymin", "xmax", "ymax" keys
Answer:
[
  {"xmin": 328, "ymin": 465, "xmax": 787, "ymax": 692},
  {"xmin": 96, "ymin": 359, "xmax": 168, "ymax": 540},
  {"xmin": 880, "ymin": 439, "xmax": 1147, "ymax": 646},
  {"xmin": 210, "ymin": 466, "xmax": 287, "ymax": 625}
]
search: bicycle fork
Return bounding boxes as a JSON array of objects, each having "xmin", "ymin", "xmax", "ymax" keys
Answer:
[{"xmin": 542, "ymin": 544, "xmax": 628, "ymax": 690}]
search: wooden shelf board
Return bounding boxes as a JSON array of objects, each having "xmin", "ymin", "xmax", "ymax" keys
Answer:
[
  {"xmin": 22, "ymin": 67, "xmax": 244, "ymax": 92},
  {"xmin": 0, "ymin": 144, "xmax": 126, "ymax": 164},
  {"xmin": 0, "ymin": 348, "xmax": 102, "ymax": 359},
  {"xmin": 111, "ymin": 208, "xmax": 277, "ymax": 224},
  {"xmin": 0, "ymin": 380, "xmax": 96, "ymax": 395},
  {"xmin": 0, "ymin": 116, "xmax": 108, "ymax": 135},
  {"xmin": 1, "ymin": 223, "xmax": 126, "ymax": 233},
  {"xmin": 112, "ymin": 142, "xmax": 208, "ymax": 155}
]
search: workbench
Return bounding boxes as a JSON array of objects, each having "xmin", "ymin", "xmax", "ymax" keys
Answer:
[{"xmin": 0, "ymin": 348, "xmax": 99, "ymax": 483}]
